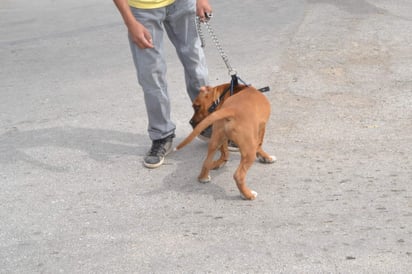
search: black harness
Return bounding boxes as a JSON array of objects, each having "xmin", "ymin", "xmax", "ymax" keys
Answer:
[{"xmin": 207, "ymin": 74, "xmax": 270, "ymax": 113}]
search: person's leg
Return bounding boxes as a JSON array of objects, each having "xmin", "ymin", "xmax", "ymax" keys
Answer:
[
  {"xmin": 164, "ymin": 0, "xmax": 209, "ymax": 102},
  {"xmin": 129, "ymin": 6, "xmax": 175, "ymax": 141}
]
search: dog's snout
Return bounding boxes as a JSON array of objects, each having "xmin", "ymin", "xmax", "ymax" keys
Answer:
[{"xmin": 189, "ymin": 119, "xmax": 196, "ymax": 128}]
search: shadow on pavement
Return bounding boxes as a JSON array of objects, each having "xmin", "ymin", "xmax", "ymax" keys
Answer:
[{"xmin": 0, "ymin": 127, "xmax": 144, "ymax": 172}]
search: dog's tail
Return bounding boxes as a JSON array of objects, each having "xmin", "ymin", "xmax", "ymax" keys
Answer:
[{"xmin": 175, "ymin": 108, "xmax": 235, "ymax": 151}]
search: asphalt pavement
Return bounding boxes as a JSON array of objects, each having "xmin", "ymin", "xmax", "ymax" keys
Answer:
[{"xmin": 1, "ymin": 0, "xmax": 411, "ymax": 273}]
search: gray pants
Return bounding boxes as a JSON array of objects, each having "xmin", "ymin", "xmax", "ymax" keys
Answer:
[{"xmin": 129, "ymin": 0, "xmax": 209, "ymax": 141}]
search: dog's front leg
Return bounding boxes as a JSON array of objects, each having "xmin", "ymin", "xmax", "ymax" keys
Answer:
[
  {"xmin": 198, "ymin": 146, "xmax": 217, "ymax": 183},
  {"xmin": 210, "ymin": 141, "xmax": 229, "ymax": 170}
]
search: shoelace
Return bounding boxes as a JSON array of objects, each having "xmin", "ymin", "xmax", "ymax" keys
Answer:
[{"xmin": 148, "ymin": 139, "xmax": 167, "ymax": 156}]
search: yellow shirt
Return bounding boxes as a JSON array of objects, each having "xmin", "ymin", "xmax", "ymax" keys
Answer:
[{"xmin": 128, "ymin": 0, "xmax": 175, "ymax": 9}]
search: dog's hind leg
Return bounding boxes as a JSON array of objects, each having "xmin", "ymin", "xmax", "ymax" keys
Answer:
[
  {"xmin": 256, "ymin": 124, "xmax": 276, "ymax": 164},
  {"xmin": 234, "ymin": 151, "xmax": 257, "ymax": 200},
  {"xmin": 256, "ymin": 148, "xmax": 276, "ymax": 164}
]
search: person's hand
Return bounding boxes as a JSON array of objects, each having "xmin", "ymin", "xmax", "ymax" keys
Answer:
[
  {"xmin": 196, "ymin": 0, "xmax": 212, "ymax": 22},
  {"xmin": 128, "ymin": 20, "xmax": 154, "ymax": 49}
]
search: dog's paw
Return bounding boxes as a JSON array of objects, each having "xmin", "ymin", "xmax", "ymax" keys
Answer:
[
  {"xmin": 258, "ymin": 155, "xmax": 276, "ymax": 164},
  {"xmin": 240, "ymin": 190, "xmax": 258, "ymax": 200},
  {"xmin": 198, "ymin": 175, "xmax": 211, "ymax": 184}
]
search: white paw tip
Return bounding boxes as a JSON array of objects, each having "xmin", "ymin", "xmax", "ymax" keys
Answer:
[
  {"xmin": 198, "ymin": 175, "xmax": 211, "ymax": 183},
  {"xmin": 240, "ymin": 190, "xmax": 258, "ymax": 200},
  {"xmin": 258, "ymin": 155, "xmax": 277, "ymax": 164}
]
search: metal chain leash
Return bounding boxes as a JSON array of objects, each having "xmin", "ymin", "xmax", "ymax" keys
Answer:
[{"xmin": 196, "ymin": 16, "xmax": 237, "ymax": 76}]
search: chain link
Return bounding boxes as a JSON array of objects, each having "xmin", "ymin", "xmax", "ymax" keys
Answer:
[{"xmin": 196, "ymin": 17, "xmax": 237, "ymax": 76}]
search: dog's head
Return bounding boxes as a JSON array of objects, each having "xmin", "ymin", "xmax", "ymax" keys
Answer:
[{"xmin": 189, "ymin": 83, "xmax": 248, "ymax": 128}]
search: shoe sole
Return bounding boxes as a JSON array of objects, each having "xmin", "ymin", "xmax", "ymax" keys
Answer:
[
  {"xmin": 197, "ymin": 135, "xmax": 210, "ymax": 143},
  {"xmin": 143, "ymin": 157, "xmax": 165, "ymax": 169},
  {"xmin": 197, "ymin": 136, "xmax": 240, "ymax": 152},
  {"xmin": 228, "ymin": 146, "xmax": 239, "ymax": 152}
]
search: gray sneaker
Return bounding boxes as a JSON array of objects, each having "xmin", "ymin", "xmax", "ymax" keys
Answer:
[
  {"xmin": 197, "ymin": 126, "xmax": 212, "ymax": 142},
  {"xmin": 198, "ymin": 126, "xmax": 239, "ymax": 152},
  {"xmin": 143, "ymin": 134, "xmax": 175, "ymax": 169},
  {"xmin": 227, "ymin": 140, "xmax": 239, "ymax": 152}
]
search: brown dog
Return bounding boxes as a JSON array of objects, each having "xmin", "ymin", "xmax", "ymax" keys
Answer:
[{"xmin": 175, "ymin": 86, "xmax": 275, "ymax": 200}]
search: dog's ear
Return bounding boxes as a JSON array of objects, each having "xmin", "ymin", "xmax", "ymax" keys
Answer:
[
  {"xmin": 211, "ymin": 87, "xmax": 221, "ymax": 101},
  {"xmin": 199, "ymin": 86, "xmax": 214, "ymax": 101},
  {"xmin": 200, "ymin": 86, "xmax": 214, "ymax": 95},
  {"xmin": 199, "ymin": 86, "xmax": 209, "ymax": 94}
]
